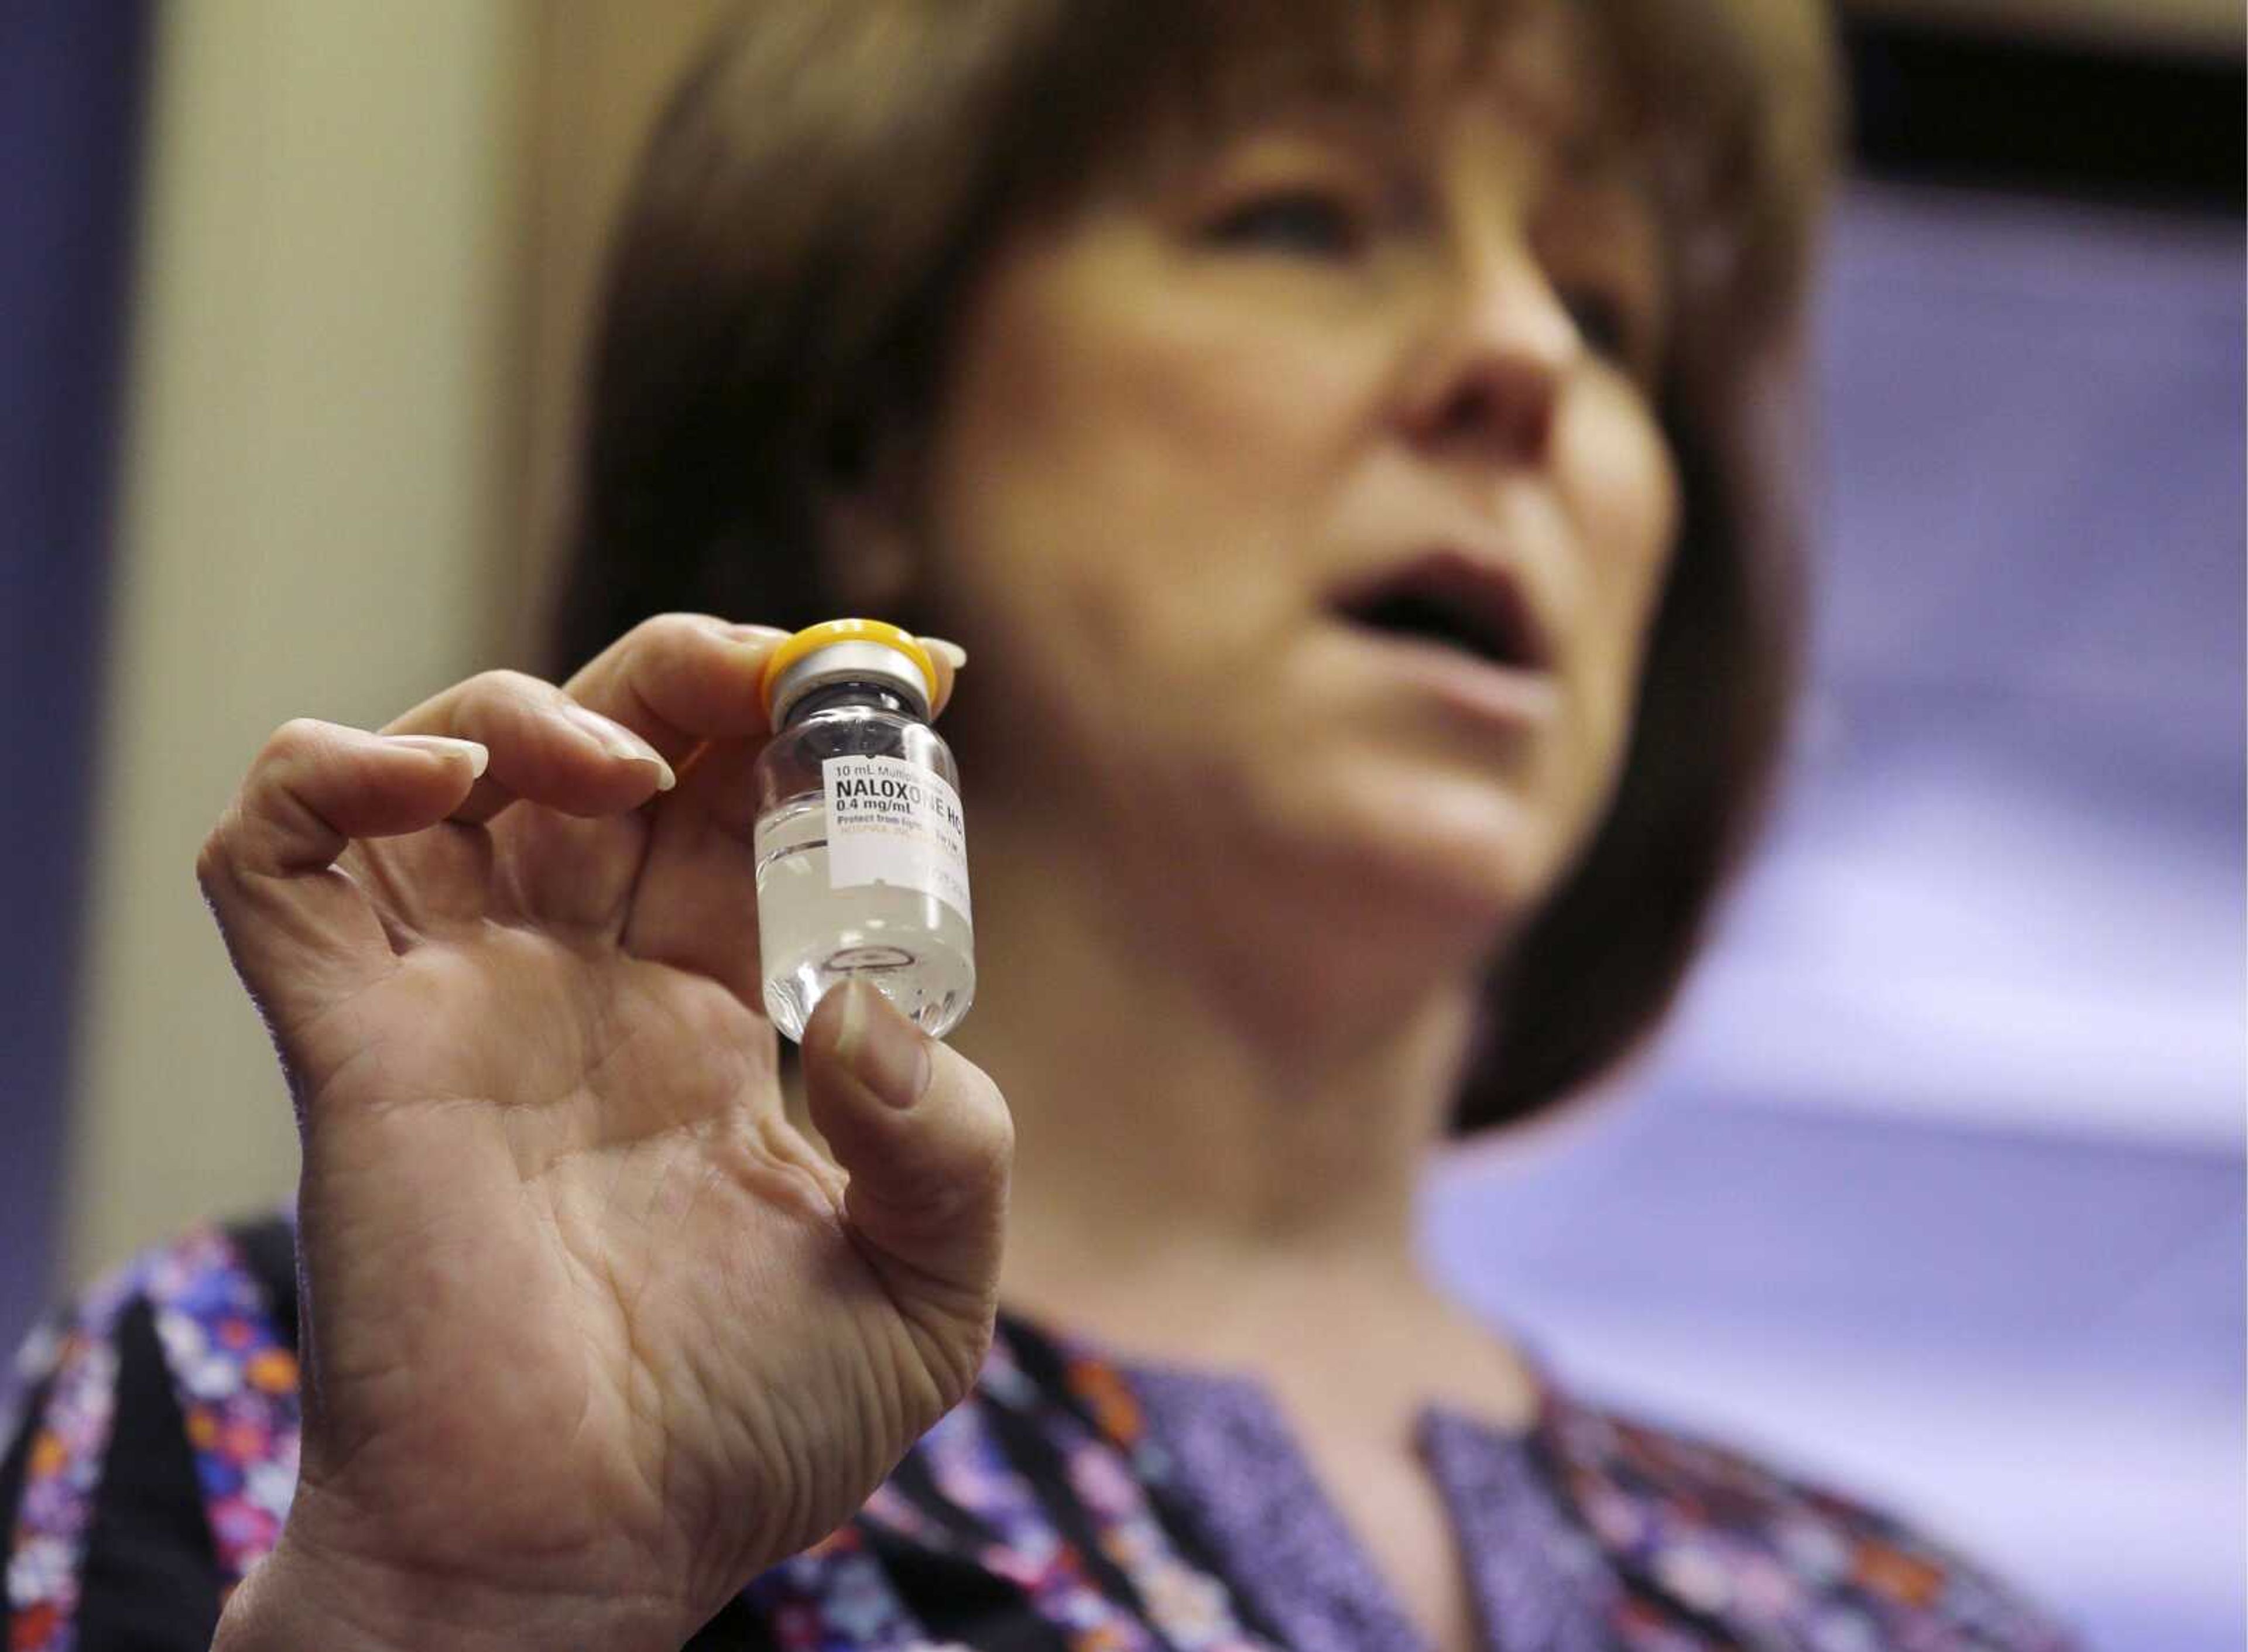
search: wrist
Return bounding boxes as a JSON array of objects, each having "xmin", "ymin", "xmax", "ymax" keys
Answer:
[{"xmin": 214, "ymin": 1522, "xmax": 691, "ymax": 1652}]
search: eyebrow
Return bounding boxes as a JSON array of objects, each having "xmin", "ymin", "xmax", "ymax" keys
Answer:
[
  {"xmin": 1198, "ymin": 84, "xmax": 1648, "ymax": 212},
  {"xmin": 1197, "ymin": 49, "xmax": 1602, "ymax": 172}
]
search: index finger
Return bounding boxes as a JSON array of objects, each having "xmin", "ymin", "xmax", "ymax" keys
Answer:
[
  {"xmin": 919, "ymin": 638, "xmax": 962, "ymax": 719},
  {"xmin": 560, "ymin": 613, "xmax": 793, "ymax": 762},
  {"xmin": 563, "ymin": 615, "xmax": 959, "ymax": 755}
]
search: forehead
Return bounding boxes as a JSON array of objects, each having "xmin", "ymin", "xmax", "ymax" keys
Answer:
[
  {"xmin": 1173, "ymin": 3, "xmax": 1621, "ymax": 155},
  {"xmin": 1061, "ymin": 8, "xmax": 1663, "ymax": 232},
  {"xmin": 987, "ymin": 0, "xmax": 1673, "ymax": 266}
]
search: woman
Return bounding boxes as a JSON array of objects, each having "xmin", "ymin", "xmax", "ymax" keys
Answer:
[{"xmin": 3, "ymin": 1, "xmax": 2080, "ymax": 1648}]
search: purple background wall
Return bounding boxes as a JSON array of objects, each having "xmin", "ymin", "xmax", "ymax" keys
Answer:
[{"xmin": 0, "ymin": 3, "xmax": 150, "ymax": 1367}]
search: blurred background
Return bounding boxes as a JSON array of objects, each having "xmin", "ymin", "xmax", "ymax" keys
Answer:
[{"xmin": 2, "ymin": 4, "xmax": 2239, "ymax": 1648}]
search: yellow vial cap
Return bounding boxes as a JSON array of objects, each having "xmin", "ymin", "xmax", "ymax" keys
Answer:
[{"xmin": 759, "ymin": 618, "xmax": 938, "ymax": 723}]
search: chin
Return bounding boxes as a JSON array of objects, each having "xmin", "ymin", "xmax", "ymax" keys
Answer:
[{"xmin": 1294, "ymin": 781, "xmax": 1561, "ymax": 966}]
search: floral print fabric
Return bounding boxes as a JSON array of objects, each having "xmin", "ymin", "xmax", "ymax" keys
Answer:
[{"xmin": 4, "ymin": 1219, "xmax": 2083, "ymax": 1651}]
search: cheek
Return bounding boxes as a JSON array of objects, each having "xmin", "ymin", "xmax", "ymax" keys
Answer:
[
  {"xmin": 919, "ymin": 242, "xmax": 1376, "ymax": 743},
  {"xmin": 1540, "ymin": 388, "xmax": 1679, "ymax": 859},
  {"xmin": 934, "ymin": 246, "xmax": 1376, "ymax": 606},
  {"xmin": 1564, "ymin": 392, "xmax": 1678, "ymax": 696}
]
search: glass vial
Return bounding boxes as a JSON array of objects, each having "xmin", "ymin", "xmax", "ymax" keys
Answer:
[{"xmin": 752, "ymin": 619, "xmax": 974, "ymax": 1042}]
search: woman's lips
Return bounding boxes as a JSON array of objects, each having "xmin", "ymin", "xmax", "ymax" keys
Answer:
[
  {"xmin": 1327, "ymin": 543, "xmax": 1554, "ymax": 675},
  {"xmin": 1331, "ymin": 619, "xmax": 1562, "ymax": 732}
]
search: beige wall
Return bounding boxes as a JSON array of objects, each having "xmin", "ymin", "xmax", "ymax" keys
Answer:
[
  {"xmin": 64, "ymin": 1, "xmax": 533, "ymax": 1280},
  {"xmin": 510, "ymin": 0, "xmax": 734, "ymax": 659},
  {"xmin": 62, "ymin": 0, "xmax": 734, "ymax": 1286}
]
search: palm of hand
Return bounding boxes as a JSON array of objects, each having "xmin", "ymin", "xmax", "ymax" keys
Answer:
[{"xmin": 286, "ymin": 846, "xmax": 950, "ymax": 1608}]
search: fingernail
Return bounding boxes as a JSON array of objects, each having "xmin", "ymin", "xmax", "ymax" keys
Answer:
[
  {"xmin": 391, "ymin": 734, "xmax": 490, "ymax": 779},
  {"xmin": 724, "ymin": 623, "xmax": 791, "ymax": 645},
  {"xmin": 836, "ymin": 982, "xmax": 930, "ymax": 1110},
  {"xmin": 922, "ymin": 637, "xmax": 968, "ymax": 670},
  {"xmin": 559, "ymin": 702, "xmax": 677, "ymax": 791}
]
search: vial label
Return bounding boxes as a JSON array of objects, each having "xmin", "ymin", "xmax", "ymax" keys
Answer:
[{"xmin": 822, "ymin": 754, "xmax": 972, "ymax": 931}]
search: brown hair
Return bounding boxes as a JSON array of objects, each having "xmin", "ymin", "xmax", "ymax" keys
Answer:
[{"xmin": 547, "ymin": 0, "xmax": 1841, "ymax": 1132}]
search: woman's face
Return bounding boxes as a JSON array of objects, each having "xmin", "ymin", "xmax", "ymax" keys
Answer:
[{"xmin": 910, "ymin": 11, "xmax": 1678, "ymax": 988}]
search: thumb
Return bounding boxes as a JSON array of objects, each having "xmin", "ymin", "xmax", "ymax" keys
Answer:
[{"xmin": 800, "ymin": 983, "xmax": 1012, "ymax": 1371}]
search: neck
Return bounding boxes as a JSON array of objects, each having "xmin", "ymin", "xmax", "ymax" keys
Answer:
[{"xmin": 948, "ymin": 804, "xmax": 1488, "ymax": 1365}]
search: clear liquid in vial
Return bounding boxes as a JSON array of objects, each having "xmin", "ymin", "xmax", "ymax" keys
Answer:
[{"xmin": 753, "ymin": 794, "xmax": 976, "ymax": 1041}]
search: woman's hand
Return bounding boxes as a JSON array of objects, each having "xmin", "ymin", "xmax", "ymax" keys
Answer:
[{"xmin": 198, "ymin": 616, "xmax": 1005, "ymax": 1652}]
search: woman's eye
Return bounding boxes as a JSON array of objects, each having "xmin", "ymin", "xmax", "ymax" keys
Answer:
[{"xmin": 1205, "ymin": 189, "xmax": 1365, "ymax": 258}]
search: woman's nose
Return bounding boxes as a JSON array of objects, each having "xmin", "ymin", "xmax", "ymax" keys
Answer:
[{"xmin": 1400, "ymin": 247, "xmax": 1581, "ymax": 471}]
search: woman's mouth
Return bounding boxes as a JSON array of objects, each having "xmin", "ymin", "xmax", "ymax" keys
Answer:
[
  {"xmin": 1328, "ymin": 545, "xmax": 1552, "ymax": 676},
  {"xmin": 1326, "ymin": 546, "xmax": 1561, "ymax": 729}
]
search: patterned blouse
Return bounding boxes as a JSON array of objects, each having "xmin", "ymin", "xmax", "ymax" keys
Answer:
[{"xmin": 2, "ymin": 1215, "xmax": 2081, "ymax": 1651}]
